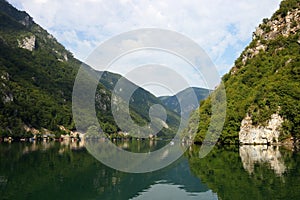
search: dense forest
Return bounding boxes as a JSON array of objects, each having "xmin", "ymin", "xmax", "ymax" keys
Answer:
[
  {"xmin": 1, "ymin": 0, "xmax": 299, "ymax": 143},
  {"xmin": 186, "ymin": 0, "xmax": 300, "ymax": 144}
]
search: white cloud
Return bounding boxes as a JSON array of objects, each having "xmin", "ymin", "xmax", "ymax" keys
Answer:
[
  {"xmin": 33, "ymin": 0, "xmax": 48, "ymax": 3},
  {"xmin": 8, "ymin": 0, "xmax": 281, "ymax": 94}
]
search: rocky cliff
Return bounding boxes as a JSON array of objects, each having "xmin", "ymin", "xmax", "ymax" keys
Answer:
[
  {"xmin": 233, "ymin": 5, "xmax": 300, "ymax": 73},
  {"xmin": 18, "ymin": 35, "xmax": 35, "ymax": 51},
  {"xmin": 239, "ymin": 113, "xmax": 283, "ymax": 144},
  {"xmin": 188, "ymin": 0, "xmax": 300, "ymax": 144},
  {"xmin": 235, "ymin": 1, "xmax": 300, "ymax": 144}
]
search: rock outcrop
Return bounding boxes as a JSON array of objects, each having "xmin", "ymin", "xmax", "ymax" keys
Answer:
[
  {"xmin": 232, "ymin": 8, "xmax": 300, "ymax": 73},
  {"xmin": 189, "ymin": 1, "xmax": 300, "ymax": 144},
  {"xmin": 239, "ymin": 113, "xmax": 283, "ymax": 144},
  {"xmin": 23, "ymin": 125, "xmax": 40, "ymax": 135},
  {"xmin": 18, "ymin": 35, "xmax": 36, "ymax": 51},
  {"xmin": 19, "ymin": 15, "xmax": 33, "ymax": 27}
]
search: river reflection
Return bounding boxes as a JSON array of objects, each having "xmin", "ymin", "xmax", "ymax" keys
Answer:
[
  {"xmin": 240, "ymin": 145, "xmax": 286, "ymax": 175},
  {"xmin": 0, "ymin": 141, "xmax": 300, "ymax": 200},
  {"xmin": 0, "ymin": 141, "xmax": 216, "ymax": 200},
  {"xmin": 186, "ymin": 145, "xmax": 300, "ymax": 200}
]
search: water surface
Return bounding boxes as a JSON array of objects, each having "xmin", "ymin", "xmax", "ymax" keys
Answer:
[{"xmin": 0, "ymin": 141, "xmax": 299, "ymax": 200}]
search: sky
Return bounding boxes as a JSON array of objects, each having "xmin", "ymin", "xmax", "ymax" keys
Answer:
[{"xmin": 7, "ymin": 0, "xmax": 282, "ymax": 96}]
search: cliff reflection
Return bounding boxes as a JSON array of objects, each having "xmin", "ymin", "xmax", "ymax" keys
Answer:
[
  {"xmin": 186, "ymin": 145, "xmax": 300, "ymax": 200},
  {"xmin": 21, "ymin": 139, "xmax": 86, "ymax": 155},
  {"xmin": 239, "ymin": 145, "xmax": 286, "ymax": 176}
]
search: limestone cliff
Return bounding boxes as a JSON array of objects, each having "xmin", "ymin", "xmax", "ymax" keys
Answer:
[
  {"xmin": 232, "ymin": 6, "xmax": 300, "ymax": 74},
  {"xmin": 239, "ymin": 113, "xmax": 283, "ymax": 144},
  {"xmin": 18, "ymin": 35, "xmax": 36, "ymax": 51},
  {"xmin": 189, "ymin": 0, "xmax": 300, "ymax": 144}
]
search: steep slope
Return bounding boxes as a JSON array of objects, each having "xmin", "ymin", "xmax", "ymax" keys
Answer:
[
  {"xmin": 188, "ymin": 0, "xmax": 300, "ymax": 144},
  {"xmin": 159, "ymin": 87, "xmax": 210, "ymax": 118},
  {"xmin": 99, "ymin": 71, "xmax": 180, "ymax": 134},
  {"xmin": 0, "ymin": 0, "xmax": 78, "ymax": 138},
  {"xmin": 0, "ymin": 0, "xmax": 179, "ymax": 139}
]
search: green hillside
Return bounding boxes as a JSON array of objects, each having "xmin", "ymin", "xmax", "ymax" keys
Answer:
[
  {"xmin": 188, "ymin": 0, "xmax": 300, "ymax": 144},
  {"xmin": 0, "ymin": 0, "xmax": 179, "ymax": 139},
  {"xmin": 0, "ymin": 0, "xmax": 77, "ymax": 138}
]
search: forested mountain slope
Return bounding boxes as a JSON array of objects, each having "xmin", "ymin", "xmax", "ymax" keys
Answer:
[
  {"xmin": 0, "ymin": 0, "xmax": 179, "ymax": 139},
  {"xmin": 188, "ymin": 0, "xmax": 300, "ymax": 144}
]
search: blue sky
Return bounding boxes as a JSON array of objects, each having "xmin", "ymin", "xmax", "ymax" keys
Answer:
[{"xmin": 7, "ymin": 0, "xmax": 281, "ymax": 95}]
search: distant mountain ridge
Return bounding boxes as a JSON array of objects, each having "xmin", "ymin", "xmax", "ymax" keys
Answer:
[{"xmin": 159, "ymin": 87, "xmax": 210, "ymax": 118}]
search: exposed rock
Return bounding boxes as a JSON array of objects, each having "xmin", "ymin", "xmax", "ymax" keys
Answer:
[
  {"xmin": 18, "ymin": 35, "xmax": 36, "ymax": 51},
  {"xmin": 41, "ymin": 128, "xmax": 51, "ymax": 135},
  {"xmin": 0, "ymin": 72, "xmax": 13, "ymax": 103},
  {"xmin": 23, "ymin": 125, "xmax": 40, "ymax": 134},
  {"xmin": 239, "ymin": 113, "xmax": 283, "ymax": 144},
  {"xmin": 240, "ymin": 145, "xmax": 286, "ymax": 176},
  {"xmin": 58, "ymin": 54, "xmax": 68, "ymax": 62},
  {"xmin": 239, "ymin": 8, "xmax": 300, "ymax": 66},
  {"xmin": 19, "ymin": 15, "xmax": 33, "ymax": 27},
  {"xmin": 253, "ymin": 27, "xmax": 264, "ymax": 39},
  {"xmin": 230, "ymin": 66, "xmax": 238, "ymax": 75},
  {"xmin": 2, "ymin": 93, "xmax": 13, "ymax": 103},
  {"xmin": 47, "ymin": 34, "xmax": 54, "ymax": 39},
  {"xmin": 58, "ymin": 125, "xmax": 68, "ymax": 132},
  {"xmin": 0, "ymin": 72, "xmax": 9, "ymax": 81},
  {"xmin": 64, "ymin": 54, "xmax": 68, "ymax": 61}
]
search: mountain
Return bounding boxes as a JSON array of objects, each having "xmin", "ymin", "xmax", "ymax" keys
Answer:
[
  {"xmin": 159, "ymin": 87, "xmax": 210, "ymax": 119},
  {"xmin": 99, "ymin": 71, "xmax": 180, "ymax": 132},
  {"xmin": 186, "ymin": 0, "xmax": 300, "ymax": 144},
  {"xmin": 0, "ymin": 0, "xmax": 179, "ymax": 139}
]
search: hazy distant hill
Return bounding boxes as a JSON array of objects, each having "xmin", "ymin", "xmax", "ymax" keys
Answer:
[{"xmin": 159, "ymin": 87, "xmax": 210, "ymax": 118}]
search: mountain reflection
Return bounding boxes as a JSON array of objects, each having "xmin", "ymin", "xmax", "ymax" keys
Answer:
[
  {"xmin": 186, "ymin": 145, "xmax": 300, "ymax": 200},
  {"xmin": 0, "ymin": 141, "xmax": 215, "ymax": 200},
  {"xmin": 1, "ymin": 141, "xmax": 300, "ymax": 199}
]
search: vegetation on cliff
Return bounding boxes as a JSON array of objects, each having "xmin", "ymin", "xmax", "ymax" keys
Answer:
[{"xmin": 187, "ymin": 0, "xmax": 300, "ymax": 144}]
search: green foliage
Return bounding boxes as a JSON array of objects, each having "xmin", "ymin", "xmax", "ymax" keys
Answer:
[
  {"xmin": 187, "ymin": 0, "xmax": 300, "ymax": 144},
  {"xmin": 273, "ymin": 0, "xmax": 300, "ymax": 19},
  {"xmin": 0, "ymin": 0, "xmax": 181, "ymax": 138},
  {"xmin": 186, "ymin": 145, "xmax": 300, "ymax": 200},
  {"xmin": 0, "ymin": 41, "xmax": 75, "ymax": 135},
  {"xmin": 97, "ymin": 71, "xmax": 181, "ymax": 138}
]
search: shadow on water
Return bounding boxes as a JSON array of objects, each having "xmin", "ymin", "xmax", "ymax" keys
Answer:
[{"xmin": 0, "ymin": 141, "xmax": 300, "ymax": 200}]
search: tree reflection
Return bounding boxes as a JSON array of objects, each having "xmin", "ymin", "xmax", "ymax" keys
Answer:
[{"xmin": 186, "ymin": 145, "xmax": 300, "ymax": 200}]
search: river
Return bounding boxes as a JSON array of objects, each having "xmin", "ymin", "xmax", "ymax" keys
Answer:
[{"xmin": 0, "ymin": 141, "xmax": 299, "ymax": 200}]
